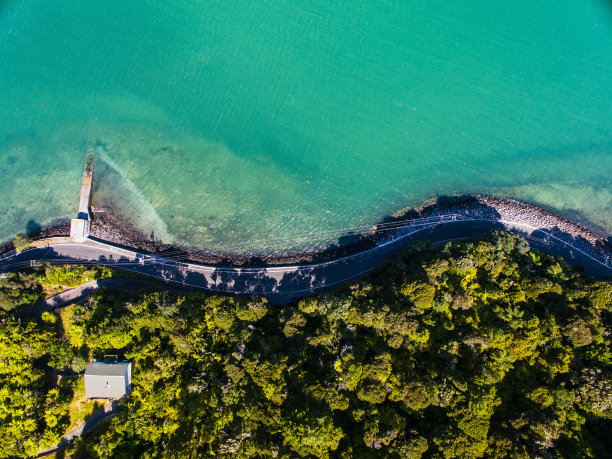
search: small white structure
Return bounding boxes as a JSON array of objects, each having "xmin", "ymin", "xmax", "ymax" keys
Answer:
[
  {"xmin": 84, "ymin": 361, "xmax": 132, "ymax": 399},
  {"xmin": 70, "ymin": 218, "xmax": 90, "ymax": 240}
]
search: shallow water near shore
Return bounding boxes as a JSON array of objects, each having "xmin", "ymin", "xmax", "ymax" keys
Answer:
[{"xmin": 1, "ymin": 1, "xmax": 612, "ymax": 253}]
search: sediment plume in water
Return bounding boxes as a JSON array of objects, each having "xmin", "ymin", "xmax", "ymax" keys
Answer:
[{"xmin": 92, "ymin": 146, "xmax": 173, "ymax": 244}]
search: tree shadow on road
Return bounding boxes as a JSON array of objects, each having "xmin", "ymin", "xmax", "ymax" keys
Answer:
[{"xmin": 2, "ymin": 194, "xmax": 611, "ymax": 306}]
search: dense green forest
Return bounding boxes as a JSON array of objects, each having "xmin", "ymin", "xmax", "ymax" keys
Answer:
[{"xmin": 1, "ymin": 231, "xmax": 611, "ymax": 458}]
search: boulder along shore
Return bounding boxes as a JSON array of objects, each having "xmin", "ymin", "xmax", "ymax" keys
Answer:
[
  {"xmin": 82, "ymin": 195, "xmax": 612, "ymax": 269},
  {"xmin": 0, "ymin": 220, "xmax": 71, "ymax": 257}
]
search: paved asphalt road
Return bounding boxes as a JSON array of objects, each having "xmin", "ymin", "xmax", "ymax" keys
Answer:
[{"xmin": 1, "ymin": 219, "xmax": 611, "ymax": 303}]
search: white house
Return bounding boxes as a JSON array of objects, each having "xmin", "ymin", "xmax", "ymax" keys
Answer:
[{"xmin": 84, "ymin": 361, "xmax": 132, "ymax": 399}]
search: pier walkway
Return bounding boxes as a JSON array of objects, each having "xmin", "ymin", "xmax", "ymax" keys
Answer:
[{"xmin": 70, "ymin": 149, "xmax": 94, "ymax": 240}]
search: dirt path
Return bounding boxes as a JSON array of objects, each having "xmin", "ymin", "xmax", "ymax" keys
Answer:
[
  {"xmin": 37, "ymin": 400, "xmax": 122, "ymax": 457},
  {"xmin": 20, "ymin": 278, "xmax": 167, "ymax": 317}
]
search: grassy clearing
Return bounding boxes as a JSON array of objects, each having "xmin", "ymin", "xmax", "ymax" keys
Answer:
[
  {"xmin": 67, "ymin": 378, "xmax": 106, "ymax": 432},
  {"xmin": 39, "ymin": 265, "xmax": 113, "ymax": 296},
  {"xmin": 41, "ymin": 264, "xmax": 159, "ymax": 297}
]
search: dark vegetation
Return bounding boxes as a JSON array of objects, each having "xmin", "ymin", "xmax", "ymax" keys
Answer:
[
  {"xmin": 0, "ymin": 264, "xmax": 113, "ymax": 311},
  {"xmin": 0, "ymin": 231, "xmax": 611, "ymax": 457}
]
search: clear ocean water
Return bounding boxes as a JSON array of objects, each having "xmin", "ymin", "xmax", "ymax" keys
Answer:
[{"xmin": 1, "ymin": 0, "xmax": 612, "ymax": 253}]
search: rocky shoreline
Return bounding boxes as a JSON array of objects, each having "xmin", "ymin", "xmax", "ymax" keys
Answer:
[
  {"xmin": 401, "ymin": 195, "xmax": 612, "ymax": 267},
  {"xmin": 88, "ymin": 207, "xmax": 380, "ymax": 267},
  {"xmin": 83, "ymin": 195, "xmax": 612, "ymax": 269},
  {"xmin": 0, "ymin": 220, "xmax": 70, "ymax": 257},
  {"xmin": 2, "ymin": 195, "xmax": 610, "ymax": 269}
]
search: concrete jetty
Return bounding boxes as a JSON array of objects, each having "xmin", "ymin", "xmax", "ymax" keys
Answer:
[{"xmin": 70, "ymin": 149, "xmax": 95, "ymax": 241}]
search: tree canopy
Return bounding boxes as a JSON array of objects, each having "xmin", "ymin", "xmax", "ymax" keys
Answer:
[{"xmin": 0, "ymin": 231, "xmax": 611, "ymax": 458}]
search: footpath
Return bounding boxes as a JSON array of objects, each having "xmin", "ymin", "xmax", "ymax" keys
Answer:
[
  {"xmin": 20, "ymin": 278, "xmax": 166, "ymax": 317},
  {"xmin": 38, "ymin": 400, "xmax": 122, "ymax": 457}
]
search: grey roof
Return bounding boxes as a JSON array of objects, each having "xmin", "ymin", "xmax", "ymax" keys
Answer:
[
  {"xmin": 85, "ymin": 361, "xmax": 132, "ymax": 399},
  {"xmin": 85, "ymin": 362, "xmax": 130, "ymax": 376}
]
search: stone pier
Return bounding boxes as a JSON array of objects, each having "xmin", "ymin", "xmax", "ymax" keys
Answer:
[{"xmin": 70, "ymin": 149, "xmax": 95, "ymax": 240}]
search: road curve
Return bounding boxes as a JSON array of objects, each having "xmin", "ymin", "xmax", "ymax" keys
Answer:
[{"xmin": 1, "ymin": 218, "xmax": 611, "ymax": 303}]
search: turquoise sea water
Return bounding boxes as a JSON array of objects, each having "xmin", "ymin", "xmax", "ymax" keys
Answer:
[{"xmin": 1, "ymin": 0, "xmax": 612, "ymax": 253}]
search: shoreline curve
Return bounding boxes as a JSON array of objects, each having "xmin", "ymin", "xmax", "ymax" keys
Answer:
[
  {"xmin": 1, "ymin": 195, "xmax": 611, "ymax": 303},
  {"xmin": 2, "ymin": 194, "xmax": 611, "ymax": 269},
  {"xmin": 75, "ymin": 194, "xmax": 612, "ymax": 267}
]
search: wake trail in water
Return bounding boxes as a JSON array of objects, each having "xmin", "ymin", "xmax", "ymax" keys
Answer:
[{"xmin": 93, "ymin": 146, "xmax": 173, "ymax": 243}]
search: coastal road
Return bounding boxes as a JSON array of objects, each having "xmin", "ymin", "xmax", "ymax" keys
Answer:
[{"xmin": 1, "ymin": 218, "xmax": 611, "ymax": 303}]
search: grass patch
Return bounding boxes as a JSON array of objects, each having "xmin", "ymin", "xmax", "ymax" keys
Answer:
[
  {"xmin": 40, "ymin": 264, "xmax": 158, "ymax": 297},
  {"xmin": 12, "ymin": 234, "xmax": 31, "ymax": 252},
  {"xmin": 40, "ymin": 265, "xmax": 113, "ymax": 295},
  {"xmin": 67, "ymin": 378, "xmax": 106, "ymax": 432}
]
